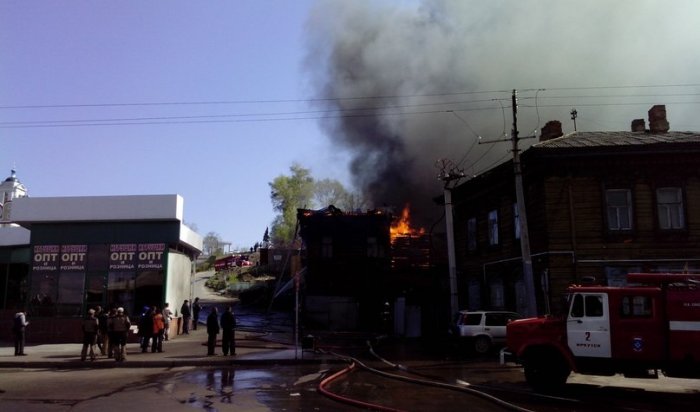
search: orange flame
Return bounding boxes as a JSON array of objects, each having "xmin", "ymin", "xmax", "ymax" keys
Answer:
[{"xmin": 390, "ymin": 205, "xmax": 425, "ymax": 241}]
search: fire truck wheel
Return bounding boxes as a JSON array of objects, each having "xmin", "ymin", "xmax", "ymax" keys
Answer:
[
  {"xmin": 523, "ymin": 349, "xmax": 570, "ymax": 392},
  {"xmin": 473, "ymin": 336, "xmax": 491, "ymax": 354}
]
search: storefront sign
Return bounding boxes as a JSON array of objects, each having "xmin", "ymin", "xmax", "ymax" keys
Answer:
[
  {"xmin": 60, "ymin": 244, "xmax": 87, "ymax": 272},
  {"xmin": 33, "ymin": 245, "xmax": 60, "ymax": 272},
  {"xmin": 137, "ymin": 243, "xmax": 166, "ymax": 270},
  {"xmin": 109, "ymin": 244, "xmax": 137, "ymax": 270}
]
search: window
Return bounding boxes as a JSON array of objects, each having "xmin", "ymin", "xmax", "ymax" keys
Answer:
[
  {"xmin": 570, "ymin": 294, "xmax": 604, "ymax": 317},
  {"xmin": 108, "ymin": 272, "xmax": 135, "ymax": 315},
  {"xmin": 657, "ymin": 187, "xmax": 685, "ymax": 230},
  {"xmin": 57, "ymin": 272, "xmax": 84, "ymax": 316},
  {"xmin": 621, "ymin": 295, "xmax": 653, "ymax": 318},
  {"xmin": 570, "ymin": 294, "xmax": 584, "ymax": 318},
  {"xmin": 485, "ymin": 312, "xmax": 521, "ymax": 327},
  {"xmin": 367, "ymin": 237, "xmax": 378, "ymax": 257},
  {"xmin": 606, "ymin": 189, "xmax": 633, "ymax": 231},
  {"xmin": 459, "ymin": 313, "xmax": 483, "ymax": 326},
  {"xmin": 488, "ymin": 209, "xmax": 499, "ymax": 245},
  {"xmin": 585, "ymin": 295, "xmax": 604, "ymax": 317},
  {"xmin": 513, "ymin": 203, "xmax": 521, "ymax": 239},
  {"xmin": 467, "ymin": 217, "xmax": 477, "ymax": 251},
  {"xmin": 321, "ymin": 236, "xmax": 333, "ymax": 258}
]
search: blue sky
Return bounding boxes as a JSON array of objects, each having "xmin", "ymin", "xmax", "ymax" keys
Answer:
[
  {"xmin": 0, "ymin": 1, "xmax": 349, "ymax": 249},
  {"xmin": 3, "ymin": 1, "xmax": 700, "ymax": 250}
]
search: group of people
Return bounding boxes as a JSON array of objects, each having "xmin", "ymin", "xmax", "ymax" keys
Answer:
[
  {"xmin": 181, "ymin": 297, "xmax": 238, "ymax": 356},
  {"xmin": 206, "ymin": 305, "xmax": 237, "ymax": 356},
  {"xmin": 12, "ymin": 297, "xmax": 237, "ymax": 360},
  {"xmin": 80, "ymin": 305, "xmax": 134, "ymax": 362},
  {"xmin": 136, "ymin": 303, "xmax": 173, "ymax": 354},
  {"xmin": 78, "ymin": 302, "xmax": 174, "ymax": 362}
]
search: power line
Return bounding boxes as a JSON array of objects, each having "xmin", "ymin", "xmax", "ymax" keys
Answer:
[
  {"xmin": 0, "ymin": 89, "xmax": 513, "ymax": 110},
  {"xmin": 2, "ymin": 83, "xmax": 698, "ymax": 110}
]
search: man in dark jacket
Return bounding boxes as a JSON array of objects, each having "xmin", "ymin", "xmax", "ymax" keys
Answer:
[
  {"xmin": 13, "ymin": 310, "xmax": 29, "ymax": 356},
  {"xmin": 108, "ymin": 307, "xmax": 131, "ymax": 362},
  {"xmin": 192, "ymin": 297, "xmax": 202, "ymax": 330},
  {"xmin": 206, "ymin": 306, "xmax": 220, "ymax": 356},
  {"xmin": 220, "ymin": 306, "xmax": 237, "ymax": 356},
  {"xmin": 138, "ymin": 306, "xmax": 154, "ymax": 353},
  {"xmin": 81, "ymin": 308, "xmax": 98, "ymax": 361},
  {"xmin": 180, "ymin": 300, "xmax": 191, "ymax": 334}
]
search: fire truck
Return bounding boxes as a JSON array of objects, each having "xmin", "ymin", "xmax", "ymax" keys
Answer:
[{"xmin": 502, "ymin": 273, "xmax": 700, "ymax": 391}]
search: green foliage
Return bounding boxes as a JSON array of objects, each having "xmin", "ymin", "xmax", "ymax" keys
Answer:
[
  {"xmin": 205, "ymin": 273, "xmax": 227, "ymax": 291},
  {"xmin": 268, "ymin": 163, "xmax": 370, "ymax": 246},
  {"xmin": 269, "ymin": 163, "xmax": 315, "ymax": 246}
]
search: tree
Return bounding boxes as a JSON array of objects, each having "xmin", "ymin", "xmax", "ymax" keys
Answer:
[
  {"xmin": 314, "ymin": 178, "xmax": 349, "ymax": 209},
  {"xmin": 203, "ymin": 232, "xmax": 223, "ymax": 256},
  {"xmin": 269, "ymin": 164, "xmax": 315, "ymax": 246}
]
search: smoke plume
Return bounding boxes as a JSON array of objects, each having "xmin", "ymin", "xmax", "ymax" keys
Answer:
[{"xmin": 304, "ymin": 0, "xmax": 700, "ymax": 226}]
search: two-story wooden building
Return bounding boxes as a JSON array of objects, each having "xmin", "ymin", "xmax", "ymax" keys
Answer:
[{"xmin": 452, "ymin": 105, "xmax": 700, "ymax": 315}]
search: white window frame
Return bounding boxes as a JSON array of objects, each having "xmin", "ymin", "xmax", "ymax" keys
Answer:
[
  {"xmin": 488, "ymin": 209, "xmax": 499, "ymax": 245},
  {"xmin": 657, "ymin": 187, "xmax": 685, "ymax": 230},
  {"xmin": 606, "ymin": 189, "xmax": 633, "ymax": 231}
]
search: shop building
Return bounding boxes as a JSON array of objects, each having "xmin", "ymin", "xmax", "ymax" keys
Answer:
[{"xmin": 0, "ymin": 174, "xmax": 202, "ymax": 343}]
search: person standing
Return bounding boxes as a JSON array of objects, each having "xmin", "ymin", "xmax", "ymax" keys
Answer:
[
  {"xmin": 220, "ymin": 306, "xmax": 237, "ymax": 356},
  {"xmin": 106, "ymin": 307, "xmax": 117, "ymax": 358},
  {"xmin": 162, "ymin": 302, "xmax": 173, "ymax": 341},
  {"xmin": 80, "ymin": 308, "xmax": 98, "ymax": 361},
  {"xmin": 206, "ymin": 306, "xmax": 220, "ymax": 356},
  {"xmin": 192, "ymin": 297, "xmax": 202, "ymax": 330},
  {"xmin": 151, "ymin": 307, "xmax": 164, "ymax": 353},
  {"xmin": 138, "ymin": 306, "xmax": 154, "ymax": 353},
  {"xmin": 13, "ymin": 310, "xmax": 29, "ymax": 356},
  {"xmin": 180, "ymin": 300, "xmax": 191, "ymax": 335},
  {"xmin": 108, "ymin": 307, "xmax": 131, "ymax": 362},
  {"xmin": 95, "ymin": 306, "xmax": 109, "ymax": 356}
]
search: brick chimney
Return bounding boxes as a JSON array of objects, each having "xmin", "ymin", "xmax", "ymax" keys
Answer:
[
  {"xmin": 648, "ymin": 105, "xmax": 669, "ymax": 133},
  {"xmin": 540, "ymin": 120, "xmax": 563, "ymax": 142},
  {"xmin": 631, "ymin": 118, "xmax": 646, "ymax": 132}
]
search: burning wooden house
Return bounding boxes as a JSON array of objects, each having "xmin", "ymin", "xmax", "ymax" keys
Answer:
[{"xmin": 297, "ymin": 205, "xmax": 445, "ymax": 335}]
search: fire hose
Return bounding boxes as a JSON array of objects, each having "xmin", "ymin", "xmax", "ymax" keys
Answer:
[{"xmin": 317, "ymin": 345, "xmax": 534, "ymax": 412}]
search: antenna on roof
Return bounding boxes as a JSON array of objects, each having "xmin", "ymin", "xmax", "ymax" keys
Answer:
[{"xmin": 570, "ymin": 108, "xmax": 578, "ymax": 131}]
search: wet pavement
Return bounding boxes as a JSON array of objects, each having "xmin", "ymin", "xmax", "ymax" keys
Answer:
[{"xmin": 2, "ymin": 271, "xmax": 699, "ymax": 411}]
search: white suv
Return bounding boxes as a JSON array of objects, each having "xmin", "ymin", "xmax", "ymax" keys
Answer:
[{"xmin": 451, "ymin": 310, "xmax": 522, "ymax": 354}]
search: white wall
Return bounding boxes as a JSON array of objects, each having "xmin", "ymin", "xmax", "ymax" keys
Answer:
[
  {"xmin": 166, "ymin": 251, "xmax": 194, "ymax": 317},
  {"xmin": 11, "ymin": 194, "xmax": 184, "ymax": 223}
]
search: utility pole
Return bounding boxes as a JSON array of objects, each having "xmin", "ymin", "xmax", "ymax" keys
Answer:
[
  {"xmin": 437, "ymin": 159, "xmax": 464, "ymax": 318},
  {"xmin": 570, "ymin": 108, "xmax": 578, "ymax": 132},
  {"xmin": 511, "ymin": 90, "xmax": 538, "ymax": 317}
]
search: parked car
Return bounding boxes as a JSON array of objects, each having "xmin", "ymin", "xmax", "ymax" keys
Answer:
[{"xmin": 450, "ymin": 310, "xmax": 522, "ymax": 354}]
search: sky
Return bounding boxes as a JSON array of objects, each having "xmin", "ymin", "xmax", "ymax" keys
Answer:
[{"xmin": 2, "ymin": 0, "xmax": 700, "ymax": 250}]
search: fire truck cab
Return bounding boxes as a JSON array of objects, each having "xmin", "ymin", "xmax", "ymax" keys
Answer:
[{"xmin": 503, "ymin": 273, "xmax": 700, "ymax": 391}]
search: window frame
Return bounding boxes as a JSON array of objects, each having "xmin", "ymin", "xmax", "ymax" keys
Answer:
[
  {"xmin": 605, "ymin": 188, "xmax": 634, "ymax": 232},
  {"xmin": 488, "ymin": 209, "xmax": 499, "ymax": 246},
  {"xmin": 467, "ymin": 217, "xmax": 477, "ymax": 252},
  {"xmin": 656, "ymin": 186, "xmax": 685, "ymax": 231}
]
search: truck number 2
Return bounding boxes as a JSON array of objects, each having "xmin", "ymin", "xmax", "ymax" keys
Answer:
[{"xmin": 585, "ymin": 332, "xmax": 591, "ymax": 341}]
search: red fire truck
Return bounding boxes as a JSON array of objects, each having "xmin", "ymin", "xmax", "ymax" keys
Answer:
[{"xmin": 502, "ymin": 273, "xmax": 700, "ymax": 391}]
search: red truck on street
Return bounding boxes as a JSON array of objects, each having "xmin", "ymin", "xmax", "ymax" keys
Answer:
[{"xmin": 502, "ymin": 273, "xmax": 700, "ymax": 391}]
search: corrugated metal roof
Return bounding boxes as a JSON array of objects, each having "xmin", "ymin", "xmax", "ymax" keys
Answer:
[{"xmin": 533, "ymin": 131, "xmax": 700, "ymax": 149}]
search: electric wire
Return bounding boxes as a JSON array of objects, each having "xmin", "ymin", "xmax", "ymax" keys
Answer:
[{"xmin": 2, "ymin": 82, "xmax": 697, "ymax": 110}]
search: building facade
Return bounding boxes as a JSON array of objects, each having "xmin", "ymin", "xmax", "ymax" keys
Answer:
[
  {"xmin": 452, "ymin": 106, "xmax": 700, "ymax": 316},
  {"xmin": 0, "ymin": 191, "xmax": 202, "ymax": 343}
]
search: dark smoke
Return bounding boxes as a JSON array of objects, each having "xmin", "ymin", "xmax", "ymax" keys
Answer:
[{"xmin": 304, "ymin": 0, "xmax": 700, "ymax": 226}]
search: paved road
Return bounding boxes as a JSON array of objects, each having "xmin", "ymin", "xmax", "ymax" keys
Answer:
[{"xmin": 2, "ymin": 271, "xmax": 699, "ymax": 411}]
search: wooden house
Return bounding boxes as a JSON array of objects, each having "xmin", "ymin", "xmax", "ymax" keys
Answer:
[{"xmin": 451, "ymin": 105, "xmax": 700, "ymax": 315}]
